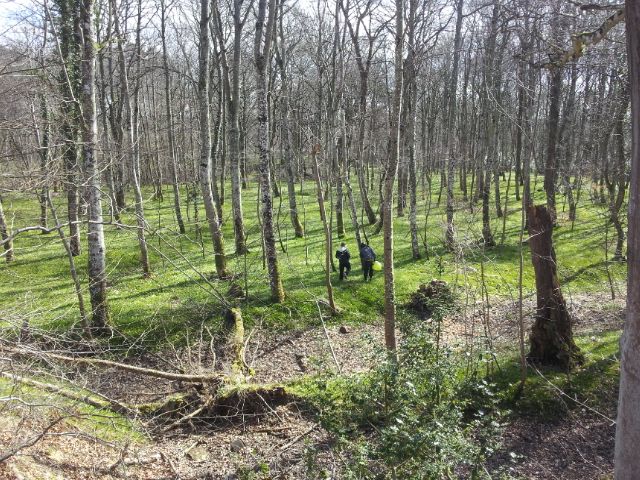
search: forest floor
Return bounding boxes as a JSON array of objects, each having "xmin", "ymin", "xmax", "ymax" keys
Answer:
[
  {"xmin": 0, "ymin": 290, "xmax": 623, "ymax": 479},
  {"xmin": 0, "ymin": 180, "xmax": 627, "ymax": 478}
]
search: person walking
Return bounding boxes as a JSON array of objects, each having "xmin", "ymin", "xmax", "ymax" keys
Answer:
[
  {"xmin": 335, "ymin": 242, "xmax": 351, "ymax": 280},
  {"xmin": 359, "ymin": 242, "xmax": 376, "ymax": 282}
]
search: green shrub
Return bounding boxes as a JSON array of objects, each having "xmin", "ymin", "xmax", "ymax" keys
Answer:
[{"xmin": 300, "ymin": 310, "xmax": 501, "ymax": 479}]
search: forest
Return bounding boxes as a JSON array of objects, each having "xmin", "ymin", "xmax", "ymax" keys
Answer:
[{"xmin": 0, "ymin": 0, "xmax": 639, "ymax": 478}]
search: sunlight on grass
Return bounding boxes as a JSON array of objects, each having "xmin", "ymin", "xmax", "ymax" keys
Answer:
[{"xmin": 0, "ymin": 176, "xmax": 627, "ymax": 348}]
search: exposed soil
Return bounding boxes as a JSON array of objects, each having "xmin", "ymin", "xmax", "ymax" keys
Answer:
[
  {"xmin": 0, "ymin": 291, "xmax": 625, "ymax": 479},
  {"xmin": 488, "ymin": 411, "xmax": 616, "ymax": 480}
]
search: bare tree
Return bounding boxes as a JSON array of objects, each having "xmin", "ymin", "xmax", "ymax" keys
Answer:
[
  {"xmin": 255, "ymin": 0, "xmax": 285, "ymax": 303},
  {"xmin": 112, "ymin": 0, "xmax": 151, "ymax": 277},
  {"xmin": 275, "ymin": 0, "xmax": 304, "ymax": 238},
  {"xmin": 214, "ymin": 0, "xmax": 252, "ymax": 254},
  {"xmin": 382, "ymin": 0, "xmax": 403, "ymax": 353},
  {"xmin": 198, "ymin": 0, "xmax": 228, "ymax": 279},
  {"xmin": 160, "ymin": 0, "xmax": 186, "ymax": 235},
  {"xmin": 311, "ymin": 144, "xmax": 337, "ymax": 313},
  {"xmin": 80, "ymin": 0, "xmax": 110, "ymax": 329}
]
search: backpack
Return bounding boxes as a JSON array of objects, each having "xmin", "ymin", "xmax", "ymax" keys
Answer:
[
  {"xmin": 360, "ymin": 246, "xmax": 375, "ymax": 261},
  {"xmin": 336, "ymin": 248, "xmax": 350, "ymax": 262}
]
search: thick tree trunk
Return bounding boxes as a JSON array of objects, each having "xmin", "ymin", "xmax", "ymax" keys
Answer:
[
  {"xmin": 198, "ymin": 0, "xmax": 228, "ymax": 279},
  {"xmin": 527, "ymin": 205, "xmax": 582, "ymax": 369},
  {"xmin": 615, "ymin": 3, "xmax": 640, "ymax": 473},
  {"xmin": 80, "ymin": 0, "xmax": 110, "ymax": 330},
  {"xmin": 58, "ymin": 0, "xmax": 81, "ymax": 256}
]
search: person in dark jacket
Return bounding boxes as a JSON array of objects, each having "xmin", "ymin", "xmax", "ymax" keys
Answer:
[
  {"xmin": 359, "ymin": 242, "xmax": 376, "ymax": 282},
  {"xmin": 335, "ymin": 242, "xmax": 351, "ymax": 280}
]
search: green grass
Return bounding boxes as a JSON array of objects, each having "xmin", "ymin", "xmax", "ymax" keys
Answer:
[
  {"xmin": 0, "ymin": 375, "xmax": 144, "ymax": 442},
  {"xmin": 0, "ymin": 174, "xmax": 627, "ymax": 346}
]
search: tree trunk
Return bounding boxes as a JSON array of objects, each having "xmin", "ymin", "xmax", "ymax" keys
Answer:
[
  {"xmin": 255, "ymin": 0, "xmax": 284, "ymax": 303},
  {"xmin": 80, "ymin": 0, "xmax": 110, "ymax": 330},
  {"xmin": 0, "ymin": 195, "xmax": 13, "ymax": 263},
  {"xmin": 113, "ymin": 0, "xmax": 150, "ymax": 278},
  {"xmin": 213, "ymin": 0, "xmax": 248, "ymax": 255},
  {"xmin": 311, "ymin": 145, "xmax": 337, "ymax": 313},
  {"xmin": 615, "ymin": 2, "xmax": 640, "ymax": 474},
  {"xmin": 445, "ymin": 0, "xmax": 464, "ymax": 249},
  {"xmin": 481, "ymin": 168, "xmax": 495, "ymax": 247},
  {"xmin": 544, "ymin": 64, "xmax": 562, "ymax": 225},
  {"xmin": 198, "ymin": 0, "xmax": 228, "ymax": 279},
  {"xmin": 58, "ymin": 0, "xmax": 81, "ymax": 256},
  {"xmin": 160, "ymin": 0, "xmax": 186, "ymax": 235},
  {"xmin": 607, "ymin": 83, "xmax": 629, "ymax": 261},
  {"xmin": 275, "ymin": 7, "xmax": 304, "ymax": 238},
  {"xmin": 404, "ymin": 0, "xmax": 420, "ymax": 259},
  {"xmin": 382, "ymin": 0, "xmax": 403, "ymax": 354},
  {"xmin": 527, "ymin": 205, "xmax": 582, "ymax": 369},
  {"xmin": 46, "ymin": 192, "xmax": 89, "ymax": 332}
]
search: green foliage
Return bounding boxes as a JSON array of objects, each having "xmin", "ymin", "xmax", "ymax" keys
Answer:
[{"xmin": 294, "ymin": 311, "xmax": 502, "ymax": 479}]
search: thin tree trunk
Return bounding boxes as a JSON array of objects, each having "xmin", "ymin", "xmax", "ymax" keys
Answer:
[
  {"xmin": 198, "ymin": 0, "xmax": 228, "ymax": 279},
  {"xmin": 445, "ymin": 0, "xmax": 464, "ymax": 249},
  {"xmin": 213, "ymin": 0, "xmax": 247, "ymax": 254},
  {"xmin": 255, "ymin": 0, "xmax": 284, "ymax": 303},
  {"xmin": 0, "ymin": 195, "xmax": 13, "ymax": 263},
  {"xmin": 544, "ymin": 66, "xmax": 562, "ymax": 225},
  {"xmin": 160, "ymin": 0, "xmax": 185, "ymax": 234},
  {"xmin": 275, "ymin": 6, "xmax": 304, "ymax": 238},
  {"xmin": 311, "ymin": 145, "xmax": 337, "ymax": 313},
  {"xmin": 113, "ymin": 0, "xmax": 150, "ymax": 278},
  {"xmin": 382, "ymin": 0, "xmax": 403, "ymax": 354},
  {"xmin": 46, "ymin": 192, "xmax": 89, "ymax": 332},
  {"xmin": 80, "ymin": 0, "xmax": 110, "ymax": 330}
]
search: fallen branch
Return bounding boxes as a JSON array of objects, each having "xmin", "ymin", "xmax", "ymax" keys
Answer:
[
  {"xmin": 0, "ymin": 416, "xmax": 64, "ymax": 462},
  {"xmin": 5, "ymin": 347, "xmax": 221, "ymax": 384},
  {"xmin": 1, "ymin": 371, "xmax": 133, "ymax": 414}
]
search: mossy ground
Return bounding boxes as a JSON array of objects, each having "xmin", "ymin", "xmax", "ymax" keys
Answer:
[{"xmin": 0, "ymin": 175, "xmax": 626, "ymax": 343}]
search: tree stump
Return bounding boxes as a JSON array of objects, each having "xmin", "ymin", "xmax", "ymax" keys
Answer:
[{"xmin": 527, "ymin": 205, "xmax": 583, "ymax": 370}]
